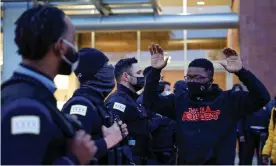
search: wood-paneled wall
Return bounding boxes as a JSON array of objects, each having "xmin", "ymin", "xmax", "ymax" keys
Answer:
[{"xmin": 78, "ymin": 32, "xmax": 226, "ymax": 53}]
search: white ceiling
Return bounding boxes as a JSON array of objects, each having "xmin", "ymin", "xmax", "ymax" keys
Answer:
[{"xmin": 158, "ymin": 0, "xmax": 232, "ymax": 7}]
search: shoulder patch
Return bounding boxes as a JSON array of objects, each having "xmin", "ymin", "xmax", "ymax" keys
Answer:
[
  {"xmin": 113, "ymin": 102, "xmax": 126, "ymax": 112},
  {"xmin": 70, "ymin": 105, "xmax": 87, "ymax": 116},
  {"xmin": 11, "ymin": 115, "xmax": 40, "ymax": 135}
]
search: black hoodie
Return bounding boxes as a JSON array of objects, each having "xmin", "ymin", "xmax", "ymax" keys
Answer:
[{"xmin": 143, "ymin": 68, "xmax": 270, "ymax": 165}]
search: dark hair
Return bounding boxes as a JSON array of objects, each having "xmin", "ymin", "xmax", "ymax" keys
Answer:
[
  {"xmin": 114, "ymin": 57, "xmax": 138, "ymax": 81},
  {"xmin": 163, "ymin": 81, "xmax": 171, "ymax": 86},
  {"xmin": 143, "ymin": 66, "xmax": 152, "ymax": 77},
  {"xmin": 14, "ymin": 5, "xmax": 67, "ymax": 60},
  {"xmin": 232, "ymin": 84, "xmax": 243, "ymax": 91},
  {"xmin": 188, "ymin": 58, "xmax": 214, "ymax": 78}
]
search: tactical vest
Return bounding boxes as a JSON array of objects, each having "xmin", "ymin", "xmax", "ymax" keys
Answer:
[
  {"xmin": 1, "ymin": 75, "xmax": 81, "ymax": 164},
  {"xmin": 106, "ymin": 90, "xmax": 155, "ymax": 160},
  {"xmin": 68, "ymin": 91, "xmax": 135, "ymax": 165}
]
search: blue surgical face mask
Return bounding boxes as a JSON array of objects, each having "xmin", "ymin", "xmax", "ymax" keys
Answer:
[{"xmin": 58, "ymin": 39, "xmax": 79, "ymax": 75}]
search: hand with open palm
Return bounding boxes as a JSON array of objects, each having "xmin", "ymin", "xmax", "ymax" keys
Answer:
[
  {"xmin": 149, "ymin": 43, "xmax": 168, "ymax": 70},
  {"xmin": 220, "ymin": 48, "xmax": 243, "ymax": 73}
]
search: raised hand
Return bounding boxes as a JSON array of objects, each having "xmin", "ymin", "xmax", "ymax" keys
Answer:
[
  {"xmin": 220, "ymin": 48, "xmax": 242, "ymax": 73},
  {"xmin": 149, "ymin": 43, "xmax": 168, "ymax": 69}
]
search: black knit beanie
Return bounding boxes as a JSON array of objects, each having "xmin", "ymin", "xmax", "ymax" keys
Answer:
[{"xmin": 74, "ymin": 48, "xmax": 109, "ymax": 83}]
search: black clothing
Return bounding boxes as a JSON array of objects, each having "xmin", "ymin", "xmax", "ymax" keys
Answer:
[{"xmin": 143, "ymin": 68, "xmax": 270, "ymax": 164}]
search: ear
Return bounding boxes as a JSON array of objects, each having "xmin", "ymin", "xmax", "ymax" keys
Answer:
[
  {"xmin": 209, "ymin": 78, "xmax": 214, "ymax": 85},
  {"xmin": 54, "ymin": 39, "xmax": 65, "ymax": 57},
  {"xmin": 121, "ymin": 72, "xmax": 129, "ymax": 82}
]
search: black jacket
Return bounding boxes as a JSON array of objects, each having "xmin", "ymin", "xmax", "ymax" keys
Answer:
[
  {"xmin": 137, "ymin": 93, "xmax": 176, "ymax": 151},
  {"xmin": 1, "ymin": 72, "xmax": 79, "ymax": 165},
  {"xmin": 143, "ymin": 68, "xmax": 270, "ymax": 165},
  {"xmin": 62, "ymin": 87, "xmax": 110, "ymax": 164},
  {"xmin": 105, "ymin": 84, "xmax": 158, "ymax": 157}
]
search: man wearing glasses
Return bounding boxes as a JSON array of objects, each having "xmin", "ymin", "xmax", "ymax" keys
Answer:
[{"xmin": 143, "ymin": 44, "xmax": 270, "ymax": 165}]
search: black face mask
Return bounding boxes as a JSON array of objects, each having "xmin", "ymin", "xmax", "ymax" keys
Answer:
[
  {"xmin": 96, "ymin": 65, "xmax": 115, "ymax": 98},
  {"xmin": 187, "ymin": 81, "xmax": 211, "ymax": 96},
  {"xmin": 58, "ymin": 41, "xmax": 79, "ymax": 75},
  {"xmin": 131, "ymin": 76, "xmax": 145, "ymax": 92},
  {"xmin": 82, "ymin": 65, "xmax": 115, "ymax": 98}
]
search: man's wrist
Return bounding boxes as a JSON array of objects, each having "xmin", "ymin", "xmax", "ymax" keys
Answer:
[
  {"xmin": 151, "ymin": 67, "xmax": 162, "ymax": 72},
  {"xmin": 104, "ymin": 136, "xmax": 116, "ymax": 149},
  {"xmin": 234, "ymin": 67, "xmax": 246, "ymax": 76}
]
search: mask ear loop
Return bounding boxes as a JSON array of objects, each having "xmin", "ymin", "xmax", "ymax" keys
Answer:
[
  {"xmin": 62, "ymin": 39, "xmax": 78, "ymax": 52},
  {"xmin": 61, "ymin": 39, "xmax": 79, "ymax": 72},
  {"xmin": 200, "ymin": 78, "xmax": 213, "ymax": 91},
  {"xmin": 206, "ymin": 78, "xmax": 214, "ymax": 90},
  {"xmin": 209, "ymin": 78, "xmax": 214, "ymax": 84}
]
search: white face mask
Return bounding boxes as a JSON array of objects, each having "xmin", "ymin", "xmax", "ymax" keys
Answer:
[
  {"xmin": 58, "ymin": 39, "xmax": 79, "ymax": 75},
  {"xmin": 163, "ymin": 91, "xmax": 171, "ymax": 96}
]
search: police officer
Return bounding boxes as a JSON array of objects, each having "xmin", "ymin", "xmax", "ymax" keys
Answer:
[
  {"xmin": 105, "ymin": 58, "xmax": 161, "ymax": 164},
  {"xmin": 62, "ymin": 48, "xmax": 129, "ymax": 164},
  {"xmin": 241, "ymin": 101, "xmax": 272, "ymax": 165},
  {"xmin": 1, "ymin": 5, "xmax": 97, "ymax": 165},
  {"xmin": 137, "ymin": 67, "xmax": 177, "ymax": 165},
  {"xmin": 143, "ymin": 44, "xmax": 270, "ymax": 165}
]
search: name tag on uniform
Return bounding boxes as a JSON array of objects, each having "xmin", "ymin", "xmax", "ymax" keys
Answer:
[
  {"xmin": 70, "ymin": 105, "xmax": 87, "ymax": 116},
  {"xmin": 113, "ymin": 102, "xmax": 126, "ymax": 112},
  {"xmin": 11, "ymin": 116, "xmax": 40, "ymax": 135}
]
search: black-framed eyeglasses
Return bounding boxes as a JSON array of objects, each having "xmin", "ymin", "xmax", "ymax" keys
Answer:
[{"xmin": 184, "ymin": 75, "xmax": 208, "ymax": 82}]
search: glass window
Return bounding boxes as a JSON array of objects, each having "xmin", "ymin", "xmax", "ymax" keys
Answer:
[{"xmin": 95, "ymin": 31, "xmax": 137, "ymax": 64}]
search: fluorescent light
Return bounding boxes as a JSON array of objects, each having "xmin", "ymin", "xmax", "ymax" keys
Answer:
[
  {"xmin": 197, "ymin": 1, "xmax": 205, "ymax": 5},
  {"xmin": 179, "ymin": 13, "xmax": 191, "ymax": 15}
]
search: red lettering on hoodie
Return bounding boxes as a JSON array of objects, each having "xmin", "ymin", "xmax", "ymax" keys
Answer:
[{"xmin": 182, "ymin": 106, "xmax": 221, "ymax": 121}]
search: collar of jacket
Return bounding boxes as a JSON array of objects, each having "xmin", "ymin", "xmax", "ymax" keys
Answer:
[
  {"xmin": 117, "ymin": 83, "xmax": 139, "ymax": 100},
  {"xmin": 73, "ymin": 87, "xmax": 104, "ymax": 104},
  {"xmin": 14, "ymin": 63, "xmax": 56, "ymax": 93}
]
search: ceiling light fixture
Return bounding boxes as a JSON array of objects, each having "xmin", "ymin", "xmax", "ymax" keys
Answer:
[
  {"xmin": 179, "ymin": 12, "xmax": 191, "ymax": 15},
  {"xmin": 197, "ymin": 1, "xmax": 205, "ymax": 5}
]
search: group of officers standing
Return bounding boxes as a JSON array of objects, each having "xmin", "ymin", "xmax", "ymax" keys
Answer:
[{"xmin": 1, "ymin": 4, "xmax": 273, "ymax": 165}]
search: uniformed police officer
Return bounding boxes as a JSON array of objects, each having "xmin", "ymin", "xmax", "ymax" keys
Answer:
[
  {"xmin": 62, "ymin": 48, "xmax": 129, "ymax": 164},
  {"xmin": 105, "ymin": 58, "xmax": 162, "ymax": 164},
  {"xmin": 137, "ymin": 66, "xmax": 177, "ymax": 165},
  {"xmin": 1, "ymin": 5, "xmax": 97, "ymax": 165},
  {"xmin": 143, "ymin": 43, "xmax": 270, "ymax": 165}
]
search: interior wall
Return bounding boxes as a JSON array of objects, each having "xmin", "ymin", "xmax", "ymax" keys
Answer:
[
  {"xmin": 162, "ymin": 70, "xmax": 184, "ymax": 91},
  {"xmin": 233, "ymin": 75, "xmax": 241, "ymax": 85},
  {"xmin": 214, "ymin": 72, "xmax": 226, "ymax": 90}
]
